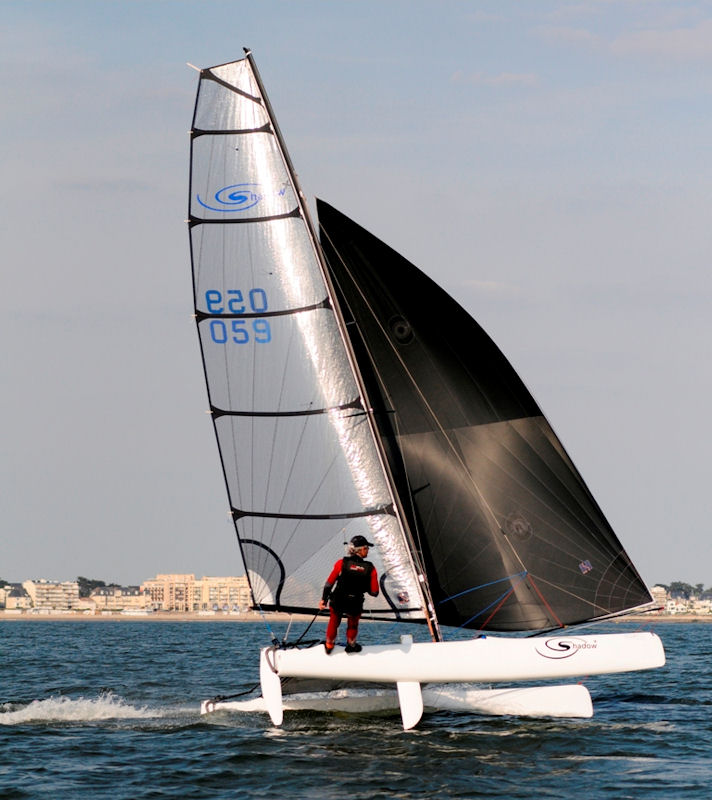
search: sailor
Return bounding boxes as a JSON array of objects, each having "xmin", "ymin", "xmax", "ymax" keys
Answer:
[{"xmin": 319, "ymin": 535, "xmax": 379, "ymax": 654}]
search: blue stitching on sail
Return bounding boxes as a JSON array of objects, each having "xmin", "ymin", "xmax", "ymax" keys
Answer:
[{"xmin": 439, "ymin": 571, "xmax": 528, "ymax": 604}]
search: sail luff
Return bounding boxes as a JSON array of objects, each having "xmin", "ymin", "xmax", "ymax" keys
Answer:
[
  {"xmin": 244, "ymin": 53, "xmax": 438, "ymax": 638},
  {"xmin": 187, "ymin": 65, "xmax": 263, "ymax": 610}
]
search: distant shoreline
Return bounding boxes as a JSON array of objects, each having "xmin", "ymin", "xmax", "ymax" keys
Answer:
[
  {"xmin": 0, "ymin": 611, "xmax": 312, "ymax": 623},
  {"xmin": 0, "ymin": 611, "xmax": 708, "ymax": 623}
]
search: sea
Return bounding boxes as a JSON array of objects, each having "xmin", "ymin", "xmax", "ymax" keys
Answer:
[{"xmin": 1, "ymin": 618, "xmax": 710, "ymax": 799}]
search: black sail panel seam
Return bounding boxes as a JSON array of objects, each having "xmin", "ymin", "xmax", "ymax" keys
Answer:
[{"xmin": 524, "ymin": 571, "xmax": 623, "ymax": 618}]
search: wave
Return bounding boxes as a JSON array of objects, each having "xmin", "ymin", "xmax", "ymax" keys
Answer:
[{"xmin": 0, "ymin": 692, "xmax": 154, "ymax": 725}]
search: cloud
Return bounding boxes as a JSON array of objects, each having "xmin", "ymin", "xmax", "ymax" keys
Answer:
[
  {"xmin": 451, "ymin": 71, "xmax": 539, "ymax": 88},
  {"xmin": 57, "ymin": 178, "xmax": 152, "ymax": 194},
  {"xmin": 463, "ymin": 10, "xmax": 507, "ymax": 24},
  {"xmin": 461, "ymin": 280, "xmax": 523, "ymax": 296},
  {"xmin": 611, "ymin": 18, "xmax": 712, "ymax": 60},
  {"xmin": 534, "ymin": 25, "xmax": 602, "ymax": 48}
]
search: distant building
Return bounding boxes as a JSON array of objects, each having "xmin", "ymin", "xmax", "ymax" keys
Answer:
[
  {"xmin": 141, "ymin": 574, "xmax": 196, "ymax": 612},
  {"xmin": 90, "ymin": 585, "xmax": 150, "ymax": 612},
  {"xmin": 666, "ymin": 598, "xmax": 688, "ymax": 614},
  {"xmin": 194, "ymin": 576, "xmax": 251, "ymax": 612},
  {"xmin": 22, "ymin": 579, "xmax": 79, "ymax": 610},
  {"xmin": 140, "ymin": 574, "xmax": 251, "ymax": 612},
  {"xmin": 650, "ymin": 585, "xmax": 667, "ymax": 610},
  {"xmin": 3, "ymin": 584, "xmax": 32, "ymax": 610},
  {"xmin": 690, "ymin": 598, "xmax": 712, "ymax": 614}
]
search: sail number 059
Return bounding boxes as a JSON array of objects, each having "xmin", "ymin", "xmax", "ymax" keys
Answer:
[{"xmin": 205, "ymin": 289, "xmax": 271, "ymax": 344}]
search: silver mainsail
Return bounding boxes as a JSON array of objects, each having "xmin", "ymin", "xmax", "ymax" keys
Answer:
[{"xmin": 188, "ymin": 55, "xmax": 426, "ymax": 622}]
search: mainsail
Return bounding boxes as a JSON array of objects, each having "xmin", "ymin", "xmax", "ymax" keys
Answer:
[
  {"xmin": 318, "ymin": 201, "xmax": 653, "ymax": 631},
  {"xmin": 188, "ymin": 55, "xmax": 426, "ymax": 623}
]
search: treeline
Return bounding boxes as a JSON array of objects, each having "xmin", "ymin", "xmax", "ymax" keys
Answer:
[
  {"xmin": 76, "ymin": 576, "xmax": 121, "ymax": 598},
  {"xmin": 656, "ymin": 582, "xmax": 712, "ymax": 598}
]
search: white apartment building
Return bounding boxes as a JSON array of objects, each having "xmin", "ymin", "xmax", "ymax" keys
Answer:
[
  {"xmin": 22, "ymin": 579, "xmax": 79, "ymax": 610},
  {"xmin": 650, "ymin": 585, "xmax": 668, "ymax": 610}
]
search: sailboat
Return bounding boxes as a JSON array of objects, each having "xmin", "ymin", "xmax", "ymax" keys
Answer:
[{"xmin": 188, "ymin": 52, "xmax": 664, "ymax": 729}]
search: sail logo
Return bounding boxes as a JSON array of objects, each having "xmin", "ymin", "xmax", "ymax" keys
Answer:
[
  {"xmin": 196, "ymin": 183, "xmax": 290, "ymax": 213},
  {"xmin": 197, "ymin": 183, "xmax": 263, "ymax": 212},
  {"xmin": 535, "ymin": 637, "xmax": 598, "ymax": 660},
  {"xmin": 503, "ymin": 511, "xmax": 533, "ymax": 541}
]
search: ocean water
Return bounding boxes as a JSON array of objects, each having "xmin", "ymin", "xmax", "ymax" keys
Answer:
[{"xmin": 1, "ymin": 619, "xmax": 709, "ymax": 799}]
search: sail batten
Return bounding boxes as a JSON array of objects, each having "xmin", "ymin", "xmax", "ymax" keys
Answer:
[
  {"xmin": 231, "ymin": 506, "xmax": 394, "ymax": 521},
  {"xmin": 195, "ymin": 298, "xmax": 330, "ymax": 321},
  {"xmin": 192, "ymin": 123, "xmax": 273, "ymax": 137},
  {"xmin": 211, "ymin": 399, "xmax": 362, "ymax": 418},
  {"xmin": 189, "ymin": 209, "xmax": 302, "ymax": 225}
]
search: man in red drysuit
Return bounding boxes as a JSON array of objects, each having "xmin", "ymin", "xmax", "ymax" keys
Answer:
[{"xmin": 319, "ymin": 535, "xmax": 379, "ymax": 654}]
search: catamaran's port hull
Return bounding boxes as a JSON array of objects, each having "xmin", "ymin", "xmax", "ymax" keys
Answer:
[{"xmin": 200, "ymin": 683, "xmax": 594, "ymax": 719}]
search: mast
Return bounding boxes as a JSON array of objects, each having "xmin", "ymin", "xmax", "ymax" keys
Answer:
[{"xmin": 244, "ymin": 52, "xmax": 440, "ymax": 640}]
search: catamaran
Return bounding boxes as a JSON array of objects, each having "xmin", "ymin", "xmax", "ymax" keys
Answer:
[{"xmin": 188, "ymin": 51, "xmax": 664, "ymax": 729}]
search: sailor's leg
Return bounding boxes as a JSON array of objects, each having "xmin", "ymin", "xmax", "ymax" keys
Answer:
[
  {"xmin": 325, "ymin": 608, "xmax": 341, "ymax": 652},
  {"xmin": 344, "ymin": 613, "xmax": 362, "ymax": 652},
  {"xmin": 345, "ymin": 613, "xmax": 360, "ymax": 643}
]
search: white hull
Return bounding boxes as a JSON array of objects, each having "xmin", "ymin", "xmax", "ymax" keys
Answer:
[
  {"xmin": 268, "ymin": 631, "xmax": 664, "ymax": 683},
  {"xmin": 201, "ymin": 683, "xmax": 593, "ymax": 719},
  {"xmin": 257, "ymin": 631, "xmax": 664, "ymax": 728}
]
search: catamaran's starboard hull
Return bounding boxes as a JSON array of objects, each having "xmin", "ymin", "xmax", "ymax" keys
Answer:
[
  {"xmin": 200, "ymin": 683, "xmax": 593, "ymax": 719},
  {"xmin": 268, "ymin": 632, "xmax": 665, "ymax": 684}
]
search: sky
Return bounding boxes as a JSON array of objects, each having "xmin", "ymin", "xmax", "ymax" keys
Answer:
[{"xmin": 2, "ymin": 0, "xmax": 711, "ymax": 588}]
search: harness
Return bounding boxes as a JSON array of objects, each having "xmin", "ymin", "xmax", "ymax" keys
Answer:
[{"xmin": 329, "ymin": 555, "xmax": 374, "ymax": 615}]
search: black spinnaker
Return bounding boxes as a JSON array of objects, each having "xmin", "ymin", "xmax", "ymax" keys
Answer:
[{"xmin": 317, "ymin": 200, "xmax": 652, "ymax": 632}]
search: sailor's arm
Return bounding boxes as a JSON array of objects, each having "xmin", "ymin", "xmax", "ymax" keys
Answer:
[
  {"xmin": 368, "ymin": 567, "xmax": 379, "ymax": 597},
  {"xmin": 319, "ymin": 559, "xmax": 343, "ymax": 609}
]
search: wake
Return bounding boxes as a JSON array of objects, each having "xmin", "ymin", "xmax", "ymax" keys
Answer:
[{"xmin": 0, "ymin": 692, "xmax": 155, "ymax": 724}]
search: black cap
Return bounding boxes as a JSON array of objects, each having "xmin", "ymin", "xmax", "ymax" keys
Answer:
[{"xmin": 350, "ymin": 535, "xmax": 374, "ymax": 548}]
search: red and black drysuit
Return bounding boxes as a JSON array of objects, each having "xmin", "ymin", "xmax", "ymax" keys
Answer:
[{"xmin": 322, "ymin": 554, "xmax": 379, "ymax": 646}]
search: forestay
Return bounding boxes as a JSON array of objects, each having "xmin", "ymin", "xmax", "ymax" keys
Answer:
[{"xmin": 188, "ymin": 56, "xmax": 425, "ymax": 621}]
